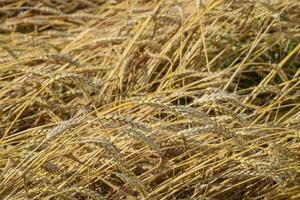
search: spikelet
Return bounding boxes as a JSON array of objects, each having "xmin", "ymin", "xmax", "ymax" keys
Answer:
[
  {"xmin": 28, "ymin": 7, "xmax": 62, "ymax": 15},
  {"xmin": 22, "ymin": 68, "xmax": 50, "ymax": 77},
  {"xmin": 46, "ymin": 53, "xmax": 81, "ymax": 67},
  {"xmin": 177, "ymin": 125, "xmax": 214, "ymax": 137},
  {"xmin": 46, "ymin": 72, "xmax": 97, "ymax": 95},
  {"xmin": 61, "ymin": 13, "xmax": 104, "ymax": 20},
  {"xmin": 228, "ymin": 167, "xmax": 284, "ymax": 184},
  {"xmin": 156, "ymin": 14, "xmax": 182, "ymax": 26},
  {"xmin": 118, "ymin": 19, "xmax": 139, "ymax": 34},
  {"xmin": 39, "ymin": 185, "xmax": 76, "ymax": 200},
  {"xmin": 41, "ymin": 162, "xmax": 62, "ymax": 175},
  {"xmin": 13, "ymin": 6, "xmax": 63, "ymax": 15},
  {"xmin": 199, "ymin": 70, "xmax": 230, "ymax": 83},
  {"xmin": 44, "ymin": 30, "xmax": 75, "ymax": 39},
  {"xmin": 194, "ymin": 88, "xmax": 244, "ymax": 108},
  {"xmin": 19, "ymin": 35, "xmax": 55, "ymax": 53},
  {"xmin": 131, "ymin": 7, "xmax": 153, "ymax": 14},
  {"xmin": 81, "ymin": 138, "xmax": 129, "ymax": 173},
  {"xmin": 4, "ymin": 18, "xmax": 51, "ymax": 26},
  {"xmin": 130, "ymin": 97, "xmax": 191, "ymax": 119},
  {"xmin": 114, "ymin": 172, "xmax": 148, "ymax": 199},
  {"xmin": 0, "ymin": 24, "xmax": 13, "ymax": 33},
  {"xmin": 90, "ymin": 36, "xmax": 127, "ymax": 45},
  {"xmin": 239, "ymin": 159, "xmax": 286, "ymax": 184},
  {"xmin": 70, "ymin": 66, "xmax": 111, "ymax": 73},
  {"xmin": 46, "ymin": 117, "xmax": 81, "ymax": 141},
  {"xmin": 23, "ymin": 140, "xmax": 48, "ymax": 152},
  {"xmin": 119, "ymin": 54, "xmax": 134, "ymax": 91},
  {"xmin": 4, "ymin": 127, "xmax": 50, "ymax": 141},
  {"xmin": 37, "ymin": 7, "xmax": 63, "ymax": 15},
  {"xmin": 122, "ymin": 128, "xmax": 160, "ymax": 152},
  {"xmin": 269, "ymin": 143, "xmax": 300, "ymax": 166},
  {"xmin": 182, "ymin": 106, "xmax": 248, "ymax": 147},
  {"xmin": 285, "ymin": 113, "xmax": 300, "ymax": 127},
  {"xmin": 171, "ymin": 70, "xmax": 209, "ymax": 80},
  {"xmin": 201, "ymin": 104, "xmax": 250, "ymax": 126},
  {"xmin": 0, "ymin": 56, "xmax": 14, "ymax": 63},
  {"xmin": 73, "ymin": 187, "xmax": 105, "ymax": 200},
  {"xmin": 131, "ymin": 12, "xmax": 156, "ymax": 19},
  {"xmin": 257, "ymin": 85, "xmax": 283, "ymax": 95},
  {"xmin": 221, "ymin": 126, "xmax": 248, "ymax": 147},
  {"xmin": 3, "ymin": 167, "xmax": 26, "ymax": 179},
  {"xmin": 101, "ymin": 114, "xmax": 151, "ymax": 132},
  {"xmin": 195, "ymin": 0, "xmax": 206, "ymax": 8},
  {"xmin": 0, "ymin": 158, "xmax": 15, "ymax": 178},
  {"xmin": 0, "ymin": 44, "xmax": 18, "ymax": 59},
  {"xmin": 144, "ymin": 51, "xmax": 172, "ymax": 64},
  {"xmin": 136, "ymin": 40, "xmax": 161, "ymax": 51}
]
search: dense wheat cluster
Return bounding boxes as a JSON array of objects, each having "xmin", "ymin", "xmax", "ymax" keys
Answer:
[{"xmin": 0, "ymin": 0, "xmax": 300, "ymax": 199}]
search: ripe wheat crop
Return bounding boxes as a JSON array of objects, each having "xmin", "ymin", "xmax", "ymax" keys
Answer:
[{"xmin": 0, "ymin": 0, "xmax": 300, "ymax": 199}]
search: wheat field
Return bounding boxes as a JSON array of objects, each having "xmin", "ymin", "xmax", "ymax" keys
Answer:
[{"xmin": 0, "ymin": 0, "xmax": 300, "ymax": 199}]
